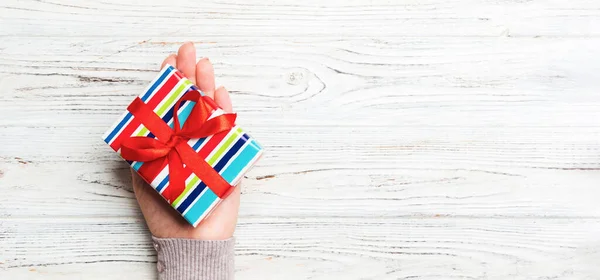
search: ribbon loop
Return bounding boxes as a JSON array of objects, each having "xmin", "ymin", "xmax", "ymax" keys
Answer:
[{"xmin": 121, "ymin": 90, "xmax": 237, "ymax": 202}]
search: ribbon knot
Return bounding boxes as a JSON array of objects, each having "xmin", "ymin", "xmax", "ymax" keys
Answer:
[
  {"xmin": 120, "ymin": 90, "xmax": 237, "ymax": 203},
  {"xmin": 165, "ymin": 135, "xmax": 186, "ymax": 150}
]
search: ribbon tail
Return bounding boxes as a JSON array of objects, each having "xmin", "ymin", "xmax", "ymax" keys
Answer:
[
  {"xmin": 176, "ymin": 143, "xmax": 232, "ymax": 198},
  {"xmin": 162, "ymin": 151, "xmax": 186, "ymax": 203}
]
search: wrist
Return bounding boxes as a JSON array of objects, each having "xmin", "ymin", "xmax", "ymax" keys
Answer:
[{"xmin": 152, "ymin": 236, "xmax": 235, "ymax": 280}]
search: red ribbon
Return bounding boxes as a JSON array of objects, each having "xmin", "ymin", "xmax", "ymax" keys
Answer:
[{"xmin": 121, "ymin": 90, "xmax": 236, "ymax": 202}]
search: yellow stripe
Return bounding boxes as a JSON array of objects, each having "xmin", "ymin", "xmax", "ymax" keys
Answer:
[{"xmin": 207, "ymin": 128, "xmax": 243, "ymax": 166}]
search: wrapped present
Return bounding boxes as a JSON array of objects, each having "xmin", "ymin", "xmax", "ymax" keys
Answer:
[{"xmin": 102, "ymin": 64, "xmax": 263, "ymax": 227}]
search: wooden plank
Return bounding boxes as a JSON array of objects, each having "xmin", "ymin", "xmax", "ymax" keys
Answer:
[
  {"xmin": 1, "ymin": 218, "xmax": 600, "ymax": 279},
  {"xmin": 2, "ymin": 161, "xmax": 600, "ymax": 219},
  {"xmin": 1, "ymin": 0, "xmax": 600, "ymax": 37}
]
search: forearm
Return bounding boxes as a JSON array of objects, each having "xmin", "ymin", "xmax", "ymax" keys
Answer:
[{"xmin": 152, "ymin": 237, "xmax": 235, "ymax": 280}]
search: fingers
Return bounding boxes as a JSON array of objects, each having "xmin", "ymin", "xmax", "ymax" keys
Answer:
[
  {"xmin": 176, "ymin": 42, "xmax": 197, "ymax": 84},
  {"xmin": 195, "ymin": 58, "xmax": 216, "ymax": 99},
  {"xmin": 214, "ymin": 86, "xmax": 233, "ymax": 113},
  {"xmin": 161, "ymin": 54, "xmax": 177, "ymax": 69},
  {"xmin": 163, "ymin": 43, "xmax": 221, "ymax": 103}
]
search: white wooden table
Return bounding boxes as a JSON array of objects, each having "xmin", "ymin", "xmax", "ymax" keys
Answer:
[{"xmin": 2, "ymin": 1, "xmax": 600, "ymax": 279}]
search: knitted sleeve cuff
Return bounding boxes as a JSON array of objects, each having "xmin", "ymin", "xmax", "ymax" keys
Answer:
[{"xmin": 152, "ymin": 236, "xmax": 235, "ymax": 280}]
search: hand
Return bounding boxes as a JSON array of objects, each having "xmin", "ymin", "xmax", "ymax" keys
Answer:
[{"xmin": 131, "ymin": 42, "xmax": 240, "ymax": 240}]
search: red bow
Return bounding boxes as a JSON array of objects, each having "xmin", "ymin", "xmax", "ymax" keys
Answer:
[{"xmin": 121, "ymin": 90, "xmax": 236, "ymax": 202}]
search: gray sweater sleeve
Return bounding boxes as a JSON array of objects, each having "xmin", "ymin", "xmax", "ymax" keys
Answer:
[{"xmin": 152, "ymin": 236, "xmax": 235, "ymax": 280}]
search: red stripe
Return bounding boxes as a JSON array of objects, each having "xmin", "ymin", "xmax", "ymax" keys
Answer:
[
  {"xmin": 137, "ymin": 157, "xmax": 168, "ymax": 187},
  {"xmin": 198, "ymin": 129, "xmax": 229, "ymax": 159},
  {"xmin": 174, "ymin": 71, "xmax": 185, "ymax": 79},
  {"xmin": 109, "ymin": 74, "xmax": 180, "ymax": 150}
]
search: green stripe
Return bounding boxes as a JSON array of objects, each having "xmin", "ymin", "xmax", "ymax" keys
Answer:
[
  {"xmin": 171, "ymin": 127, "xmax": 243, "ymax": 207},
  {"xmin": 207, "ymin": 127, "xmax": 243, "ymax": 166},
  {"xmin": 136, "ymin": 80, "xmax": 192, "ymax": 136}
]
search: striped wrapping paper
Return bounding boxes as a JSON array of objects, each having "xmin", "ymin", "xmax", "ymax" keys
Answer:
[{"xmin": 102, "ymin": 65, "xmax": 263, "ymax": 227}]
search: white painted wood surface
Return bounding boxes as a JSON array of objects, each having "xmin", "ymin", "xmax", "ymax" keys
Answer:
[{"xmin": 2, "ymin": 0, "xmax": 600, "ymax": 279}]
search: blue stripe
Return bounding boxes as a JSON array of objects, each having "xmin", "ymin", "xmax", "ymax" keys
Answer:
[
  {"xmin": 213, "ymin": 135, "xmax": 248, "ymax": 171},
  {"xmin": 182, "ymin": 140, "xmax": 261, "ymax": 225},
  {"xmin": 104, "ymin": 66, "xmax": 173, "ymax": 143},
  {"xmin": 132, "ymin": 161, "xmax": 143, "ymax": 171},
  {"xmin": 192, "ymin": 137, "xmax": 207, "ymax": 150},
  {"xmin": 176, "ymin": 135, "xmax": 247, "ymax": 213},
  {"xmin": 156, "ymin": 175, "xmax": 169, "ymax": 192},
  {"xmin": 183, "ymin": 190, "xmax": 218, "ymax": 225},
  {"xmin": 220, "ymin": 140, "xmax": 261, "ymax": 184}
]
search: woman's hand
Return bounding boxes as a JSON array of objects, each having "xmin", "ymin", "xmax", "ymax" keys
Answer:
[{"xmin": 131, "ymin": 42, "xmax": 240, "ymax": 240}]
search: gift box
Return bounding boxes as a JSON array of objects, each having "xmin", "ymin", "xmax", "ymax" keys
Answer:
[{"xmin": 102, "ymin": 64, "xmax": 263, "ymax": 227}]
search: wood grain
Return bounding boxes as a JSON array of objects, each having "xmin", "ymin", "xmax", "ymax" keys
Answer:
[
  {"xmin": 1, "ymin": 0, "xmax": 600, "ymax": 279},
  {"xmin": 2, "ymin": 217, "xmax": 600, "ymax": 279}
]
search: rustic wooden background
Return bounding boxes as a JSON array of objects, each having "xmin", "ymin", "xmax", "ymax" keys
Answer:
[{"xmin": 2, "ymin": 0, "xmax": 600, "ymax": 279}]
